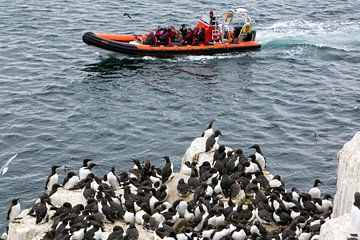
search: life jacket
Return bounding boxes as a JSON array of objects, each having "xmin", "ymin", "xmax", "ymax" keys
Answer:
[
  {"xmin": 185, "ymin": 31, "xmax": 193, "ymax": 44},
  {"xmin": 168, "ymin": 30, "xmax": 176, "ymax": 41},
  {"xmin": 159, "ymin": 31, "xmax": 171, "ymax": 46}
]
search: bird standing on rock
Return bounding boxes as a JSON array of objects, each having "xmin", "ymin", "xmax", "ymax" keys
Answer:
[
  {"xmin": 250, "ymin": 144, "xmax": 266, "ymax": 170},
  {"xmin": 161, "ymin": 156, "xmax": 173, "ymax": 184},
  {"xmin": 45, "ymin": 165, "xmax": 61, "ymax": 193},
  {"xmin": 7, "ymin": 198, "xmax": 21, "ymax": 221},
  {"xmin": 350, "ymin": 192, "xmax": 360, "ymax": 239},
  {"xmin": 205, "ymin": 130, "xmax": 222, "ymax": 152},
  {"xmin": 309, "ymin": 179, "xmax": 322, "ymax": 199},
  {"xmin": 107, "ymin": 166, "xmax": 120, "ymax": 189},
  {"xmin": 62, "ymin": 171, "xmax": 80, "ymax": 190},
  {"xmin": 201, "ymin": 120, "xmax": 215, "ymax": 138}
]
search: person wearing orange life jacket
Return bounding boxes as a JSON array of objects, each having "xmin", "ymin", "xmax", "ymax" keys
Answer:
[
  {"xmin": 181, "ymin": 28, "xmax": 194, "ymax": 45},
  {"xmin": 144, "ymin": 30, "xmax": 156, "ymax": 45},
  {"xmin": 193, "ymin": 27, "xmax": 205, "ymax": 45},
  {"xmin": 168, "ymin": 26, "xmax": 177, "ymax": 42},
  {"xmin": 158, "ymin": 28, "xmax": 170, "ymax": 45}
]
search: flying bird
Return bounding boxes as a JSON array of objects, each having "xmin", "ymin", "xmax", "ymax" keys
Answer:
[
  {"xmin": 124, "ymin": 13, "xmax": 132, "ymax": 19},
  {"xmin": 1, "ymin": 153, "xmax": 18, "ymax": 175}
]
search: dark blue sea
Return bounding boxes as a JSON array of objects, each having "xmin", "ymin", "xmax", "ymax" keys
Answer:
[{"xmin": 0, "ymin": 0, "xmax": 359, "ymax": 231}]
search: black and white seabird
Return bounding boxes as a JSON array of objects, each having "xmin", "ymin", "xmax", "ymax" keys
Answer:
[
  {"xmin": 34, "ymin": 196, "xmax": 48, "ymax": 224},
  {"xmin": 213, "ymin": 145, "xmax": 226, "ymax": 162},
  {"xmin": 250, "ymin": 144, "xmax": 266, "ymax": 170},
  {"xmin": 205, "ymin": 130, "xmax": 222, "ymax": 152},
  {"xmin": 62, "ymin": 171, "xmax": 80, "ymax": 190},
  {"xmin": 177, "ymin": 178, "xmax": 191, "ymax": 197},
  {"xmin": 45, "ymin": 165, "xmax": 61, "ymax": 192},
  {"xmin": 350, "ymin": 192, "xmax": 360, "ymax": 238},
  {"xmin": 125, "ymin": 223, "xmax": 139, "ymax": 240},
  {"xmin": 107, "ymin": 225, "xmax": 124, "ymax": 240},
  {"xmin": 308, "ymin": 179, "xmax": 322, "ymax": 199},
  {"xmin": 7, "ymin": 198, "xmax": 21, "ymax": 221},
  {"xmin": 79, "ymin": 159, "xmax": 94, "ymax": 180},
  {"xmin": 0, "ymin": 153, "xmax": 18, "ymax": 175},
  {"xmin": 107, "ymin": 166, "xmax": 120, "ymax": 189},
  {"xmin": 250, "ymin": 220, "xmax": 267, "ymax": 239},
  {"xmin": 161, "ymin": 156, "xmax": 173, "ymax": 184},
  {"xmin": 201, "ymin": 120, "xmax": 214, "ymax": 138}
]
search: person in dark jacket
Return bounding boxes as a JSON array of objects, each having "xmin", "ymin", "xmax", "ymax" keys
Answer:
[
  {"xmin": 179, "ymin": 24, "xmax": 187, "ymax": 39},
  {"xmin": 209, "ymin": 11, "xmax": 216, "ymax": 25},
  {"xmin": 144, "ymin": 30, "xmax": 156, "ymax": 45},
  {"xmin": 181, "ymin": 28, "xmax": 194, "ymax": 45},
  {"xmin": 158, "ymin": 29, "xmax": 170, "ymax": 45},
  {"xmin": 194, "ymin": 27, "xmax": 205, "ymax": 45}
]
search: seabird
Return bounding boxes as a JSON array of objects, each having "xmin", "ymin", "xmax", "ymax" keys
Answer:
[
  {"xmin": 230, "ymin": 224, "xmax": 247, "ymax": 240},
  {"xmin": 269, "ymin": 175, "xmax": 285, "ymax": 192},
  {"xmin": 273, "ymin": 209, "xmax": 291, "ymax": 225},
  {"xmin": 107, "ymin": 226, "xmax": 124, "ymax": 240},
  {"xmin": 177, "ymin": 178, "xmax": 191, "ymax": 197},
  {"xmin": 187, "ymin": 170, "xmax": 200, "ymax": 192},
  {"xmin": 7, "ymin": 198, "xmax": 21, "ymax": 221},
  {"xmin": 161, "ymin": 156, "xmax": 173, "ymax": 184},
  {"xmin": 201, "ymin": 120, "xmax": 214, "ymax": 138},
  {"xmin": 250, "ymin": 144, "xmax": 266, "ymax": 170},
  {"xmin": 205, "ymin": 130, "xmax": 222, "ymax": 152},
  {"xmin": 34, "ymin": 196, "xmax": 48, "ymax": 224},
  {"xmin": 213, "ymin": 145, "xmax": 226, "ymax": 162},
  {"xmin": 45, "ymin": 165, "xmax": 61, "ymax": 192},
  {"xmin": 107, "ymin": 166, "xmax": 120, "ymax": 189},
  {"xmin": 0, "ymin": 153, "xmax": 18, "ymax": 175},
  {"xmin": 123, "ymin": 13, "xmax": 132, "ymax": 19},
  {"xmin": 62, "ymin": 171, "xmax": 80, "ymax": 190},
  {"xmin": 250, "ymin": 220, "xmax": 267, "ymax": 239},
  {"xmin": 82, "ymin": 183, "xmax": 96, "ymax": 200},
  {"xmin": 182, "ymin": 161, "xmax": 193, "ymax": 176},
  {"xmin": 78, "ymin": 159, "xmax": 93, "ymax": 180},
  {"xmin": 125, "ymin": 223, "xmax": 139, "ymax": 240},
  {"xmin": 308, "ymin": 179, "xmax": 322, "ymax": 199},
  {"xmin": 350, "ymin": 192, "xmax": 360, "ymax": 238}
]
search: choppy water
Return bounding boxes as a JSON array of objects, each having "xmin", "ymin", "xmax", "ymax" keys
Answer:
[{"xmin": 0, "ymin": 0, "xmax": 359, "ymax": 231}]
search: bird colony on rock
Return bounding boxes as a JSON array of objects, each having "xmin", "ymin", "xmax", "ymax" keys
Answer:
[{"xmin": 3, "ymin": 122, "xmax": 335, "ymax": 240}]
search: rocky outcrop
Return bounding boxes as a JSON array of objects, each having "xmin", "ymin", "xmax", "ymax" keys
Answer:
[{"xmin": 320, "ymin": 131, "xmax": 360, "ymax": 239}]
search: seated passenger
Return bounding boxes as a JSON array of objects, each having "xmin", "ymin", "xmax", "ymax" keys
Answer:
[
  {"xmin": 168, "ymin": 26, "xmax": 177, "ymax": 42},
  {"xmin": 181, "ymin": 28, "xmax": 194, "ymax": 45},
  {"xmin": 155, "ymin": 26, "xmax": 163, "ymax": 39},
  {"xmin": 179, "ymin": 24, "xmax": 187, "ymax": 39},
  {"xmin": 158, "ymin": 29, "xmax": 170, "ymax": 45},
  {"xmin": 144, "ymin": 31, "xmax": 156, "ymax": 45},
  {"xmin": 239, "ymin": 24, "xmax": 253, "ymax": 42},
  {"xmin": 193, "ymin": 27, "xmax": 205, "ymax": 45}
]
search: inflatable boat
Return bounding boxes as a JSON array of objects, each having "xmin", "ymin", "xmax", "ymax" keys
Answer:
[{"xmin": 82, "ymin": 9, "xmax": 261, "ymax": 57}]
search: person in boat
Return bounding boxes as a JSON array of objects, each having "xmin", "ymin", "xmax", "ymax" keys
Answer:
[
  {"xmin": 155, "ymin": 26, "xmax": 163, "ymax": 39},
  {"xmin": 181, "ymin": 28, "xmax": 194, "ymax": 45},
  {"xmin": 158, "ymin": 28, "xmax": 170, "ymax": 45},
  {"xmin": 144, "ymin": 29, "xmax": 157, "ymax": 45},
  {"xmin": 168, "ymin": 26, "xmax": 177, "ymax": 42},
  {"xmin": 239, "ymin": 24, "xmax": 253, "ymax": 42},
  {"xmin": 193, "ymin": 27, "xmax": 205, "ymax": 45},
  {"xmin": 179, "ymin": 24, "xmax": 187, "ymax": 39},
  {"xmin": 209, "ymin": 11, "xmax": 216, "ymax": 25}
]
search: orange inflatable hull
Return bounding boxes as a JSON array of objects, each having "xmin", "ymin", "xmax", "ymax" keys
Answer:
[{"xmin": 82, "ymin": 32, "xmax": 261, "ymax": 57}]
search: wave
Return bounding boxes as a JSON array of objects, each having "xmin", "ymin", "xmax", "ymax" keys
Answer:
[{"xmin": 258, "ymin": 19, "xmax": 360, "ymax": 52}]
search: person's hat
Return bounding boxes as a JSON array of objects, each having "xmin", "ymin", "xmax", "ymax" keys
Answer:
[{"xmin": 181, "ymin": 24, "xmax": 186, "ymax": 28}]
